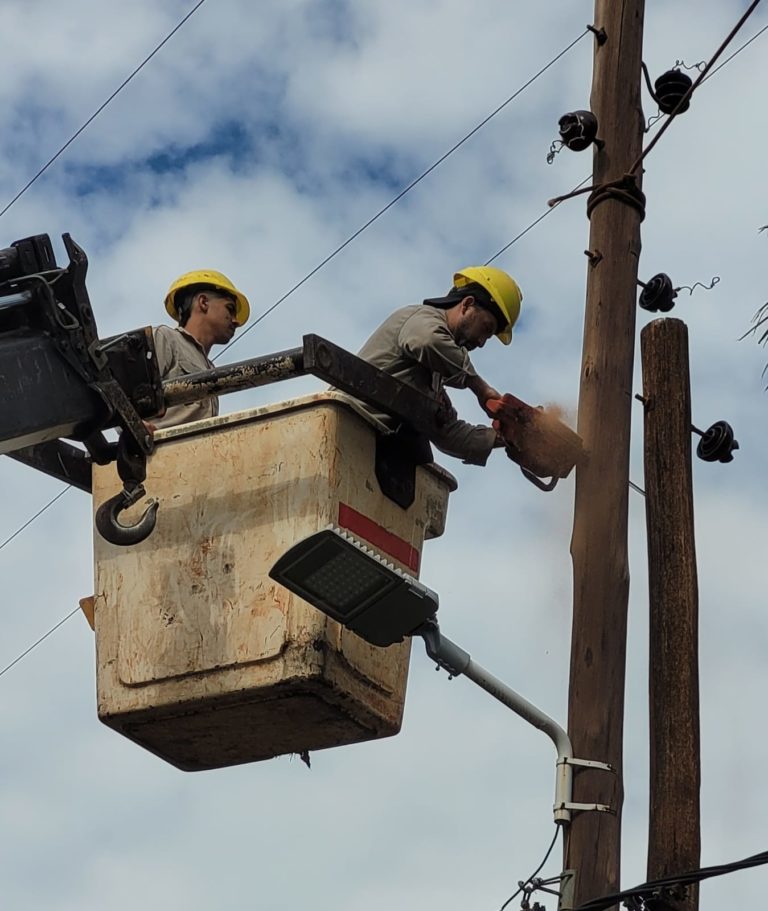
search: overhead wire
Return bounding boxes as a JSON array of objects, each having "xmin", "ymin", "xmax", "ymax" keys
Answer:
[
  {"xmin": 485, "ymin": 174, "xmax": 593, "ymax": 266},
  {"xmin": 700, "ymin": 19, "xmax": 768, "ymax": 83},
  {"xmin": 0, "ymin": 0, "xmax": 209, "ymax": 222},
  {"xmin": 214, "ymin": 26, "xmax": 591, "ymax": 360},
  {"xmin": 498, "ymin": 826, "xmax": 560, "ymax": 911},
  {"xmin": 0, "ymin": 485, "xmax": 71, "ymax": 552},
  {"xmin": 574, "ymin": 848, "xmax": 768, "ymax": 911},
  {"xmin": 0, "ymin": 607, "xmax": 81, "ymax": 679}
]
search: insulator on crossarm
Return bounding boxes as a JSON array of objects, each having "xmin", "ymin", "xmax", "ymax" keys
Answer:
[
  {"xmin": 643, "ymin": 62, "xmax": 694, "ymax": 116},
  {"xmin": 692, "ymin": 420, "xmax": 739, "ymax": 464},
  {"xmin": 558, "ymin": 110, "xmax": 602, "ymax": 152},
  {"xmin": 638, "ymin": 273, "xmax": 677, "ymax": 312}
]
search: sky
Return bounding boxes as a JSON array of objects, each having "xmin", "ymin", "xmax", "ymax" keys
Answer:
[{"xmin": 1, "ymin": 1, "xmax": 768, "ymax": 909}]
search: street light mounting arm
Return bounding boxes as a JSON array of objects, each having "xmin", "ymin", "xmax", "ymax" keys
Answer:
[{"xmin": 415, "ymin": 619, "xmax": 614, "ymax": 826}]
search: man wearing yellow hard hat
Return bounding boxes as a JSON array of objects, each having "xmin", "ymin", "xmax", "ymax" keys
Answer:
[
  {"xmin": 152, "ymin": 269, "xmax": 250, "ymax": 429},
  {"xmin": 357, "ymin": 266, "xmax": 522, "ymax": 464}
]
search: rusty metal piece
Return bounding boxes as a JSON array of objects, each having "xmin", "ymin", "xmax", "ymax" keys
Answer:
[
  {"xmin": 587, "ymin": 24, "xmax": 607, "ymax": 45},
  {"xmin": 584, "ymin": 249, "xmax": 603, "ymax": 267},
  {"xmin": 160, "ymin": 333, "xmax": 454, "ymax": 455},
  {"xmin": 162, "ymin": 348, "xmax": 305, "ymax": 407}
]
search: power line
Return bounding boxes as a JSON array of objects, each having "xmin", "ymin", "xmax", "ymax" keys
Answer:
[
  {"xmin": 0, "ymin": 0, "xmax": 209, "ymax": 222},
  {"xmin": 575, "ymin": 848, "xmax": 768, "ymax": 911},
  {"xmin": 0, "ymin": 606, "xmax": 80, "ymax": 679},
  {"xmin": 498, "ymin": 826, "xmax": 560, "ymax": 911},
  {"xmin": 215, "ymin": 27, "xmax": 590, "ymax": 361},
  {"xmin": 485, "ymin": 175, "xmax": 593, "ymax": 266},
  {"xmin": 0, "ymin": 485, "xmax": 75, "ymax": 677},
  {"xmin": 701, "ymin": 20, "xmax": 768, "ymax": 83},
  {"xmin": 0, "ymin": 485, "xmax": 71, "ymax": 552}
]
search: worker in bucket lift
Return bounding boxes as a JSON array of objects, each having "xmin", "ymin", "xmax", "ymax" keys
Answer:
[
  {"xmin": 80, "ymin": 271, "xmax": 251, "ymax": 631},
  {"xmin": 356, "ymin": 266, "xmax": 522, "ymax": 465},
  {"xmin": 151, "ymin": 270, "xmax": 250, "ymax": 430}
]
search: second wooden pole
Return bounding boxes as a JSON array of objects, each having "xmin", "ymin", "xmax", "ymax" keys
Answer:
[{"xmin": 641, "ymin": 317, "xmax": 701, "ymax": 911}]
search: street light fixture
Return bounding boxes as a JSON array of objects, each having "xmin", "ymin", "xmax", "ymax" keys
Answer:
[
  {"xmin": 269, "ymin": 528, "xmax": 439, "ymax": 648},
  {"xmin": 270, "ymin": 526, "xmax": 615, "ymax": 827}
]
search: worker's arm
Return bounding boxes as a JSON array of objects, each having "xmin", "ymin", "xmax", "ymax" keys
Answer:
[
  {"xmin": 431, "ymin": 420, "xmax": 500, "ymax": 465},
  {"xmin": 466, "ymin": 374, "xmax": 501, "ymax": 410}
]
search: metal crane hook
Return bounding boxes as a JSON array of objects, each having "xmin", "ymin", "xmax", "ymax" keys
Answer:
[{"xmin": 95, "ymin": 481, "xmax": 159, "ymax": 546}]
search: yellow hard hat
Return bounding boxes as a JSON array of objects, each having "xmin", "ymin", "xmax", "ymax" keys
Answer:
[
  {"xmin": 164, "ymin": 269, "xmax": 250, "ymax": 326},
  {"xmin": 453, "ymin": 266, "xmax": 523, "ymax": 345}
]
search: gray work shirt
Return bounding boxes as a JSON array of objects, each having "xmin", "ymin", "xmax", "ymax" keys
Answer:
[
  {"xmin": 356, "ymin": 305, "xmax": 497, "ymax": 465},
  {"xmin": 152, "ymin": 325, "xmax": 218, "ymax": 429}
]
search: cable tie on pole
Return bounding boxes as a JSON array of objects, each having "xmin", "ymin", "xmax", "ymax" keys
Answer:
[
  {"xmin": 586, "ymin": 173, "xmax": 646, "ymax": 220},
  {"xmin": 547, "ymin": 172, "xmax": 643, "ymax": 212}
]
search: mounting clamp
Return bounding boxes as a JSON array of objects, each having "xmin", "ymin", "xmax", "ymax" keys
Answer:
[{"xmin": 554, "ymin": 756, "xmax": 617, "ymax": 824}]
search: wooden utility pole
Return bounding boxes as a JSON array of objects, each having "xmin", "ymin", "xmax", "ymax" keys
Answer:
[
  {"xmin": 641, "ymin": 319, "xmax": 701, "ymax": 911},
  {"xmin": 566, "ymin": 1, "xmax": 646, "ymax": 906}
]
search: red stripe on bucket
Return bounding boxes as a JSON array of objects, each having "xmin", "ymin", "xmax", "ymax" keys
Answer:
[{"xmin": 338, "ymin": 503, "xmax": 420, "ymax": 574}]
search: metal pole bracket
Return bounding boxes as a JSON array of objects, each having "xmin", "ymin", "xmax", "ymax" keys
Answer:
[
  {"xmin": 555, "ymin": 801, "xmax": 614, "ymax": 815},
  {"xmin": 558, "ymin": 756, "xmax": 615, "ymax": 773},
  {"xmin": 553, "ymin": 756, "xmax": 617, "ymax": 821}
]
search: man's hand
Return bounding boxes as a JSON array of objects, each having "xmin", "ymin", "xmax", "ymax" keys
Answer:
[{"xmin": 485, "ymin": 396, "xmax": 526, "ymax": 447}]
